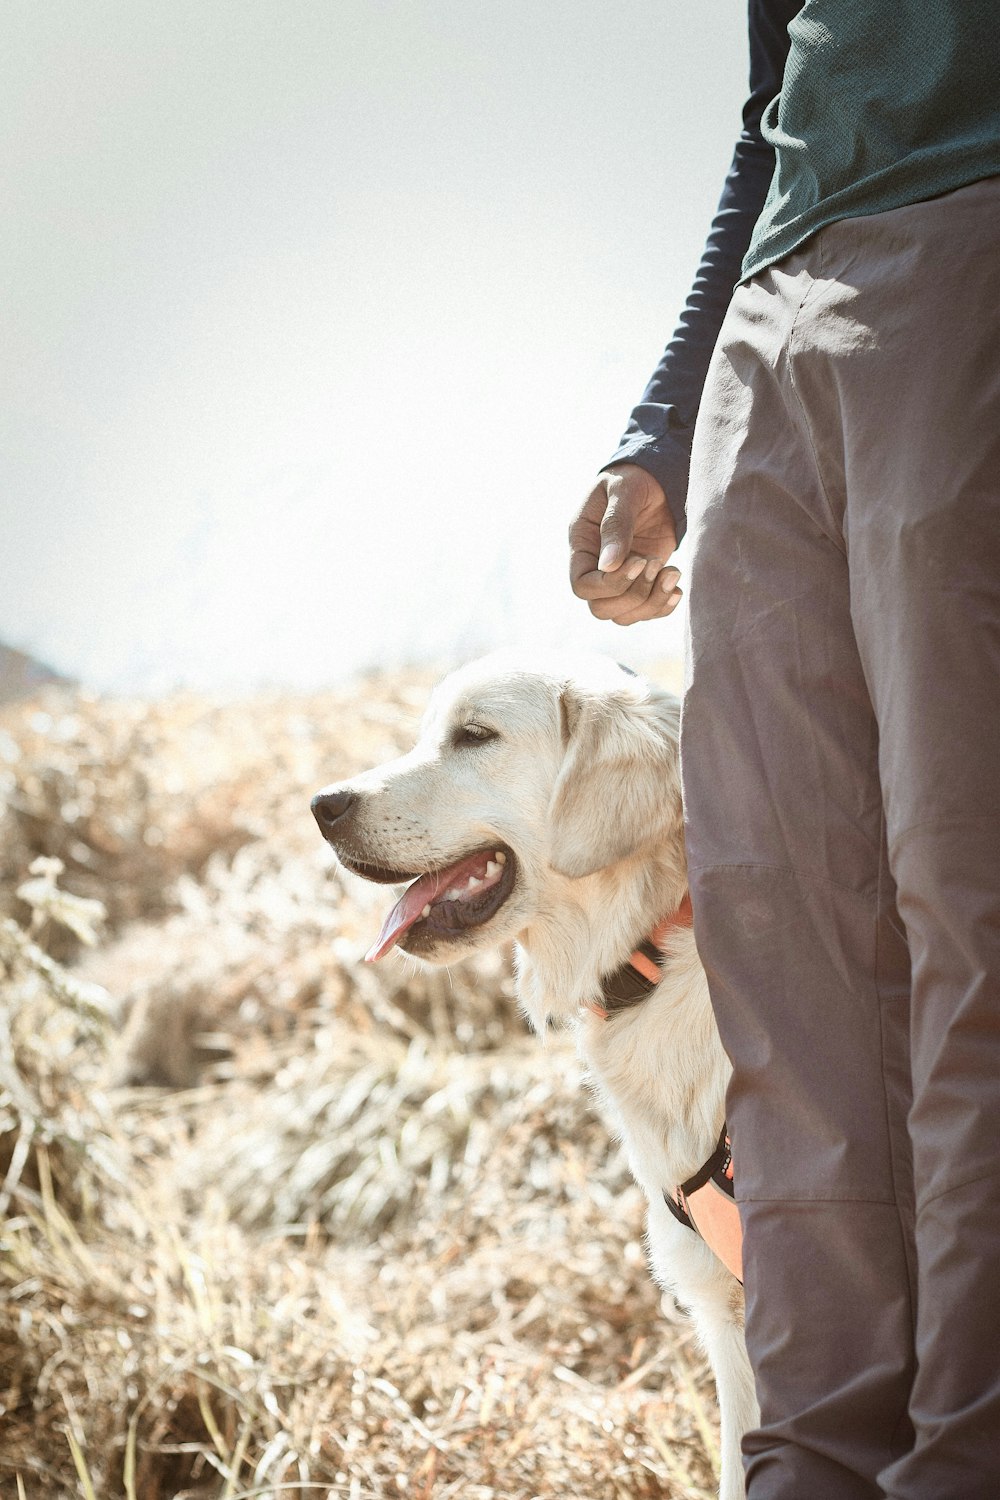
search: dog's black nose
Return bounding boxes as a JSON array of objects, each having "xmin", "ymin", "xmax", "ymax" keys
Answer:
[{"xmin": 311, "ymin": 788, "xmax": 355, "ymax": 834}]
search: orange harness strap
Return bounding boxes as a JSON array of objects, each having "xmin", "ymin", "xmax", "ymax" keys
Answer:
[
  {"xmin": 587, "ymin": 892, "xmax": 744, "ymax": 1284},
  {"xmin": 588, "ymin": 892, "xmax": 694, "ymax": 1019},
  {"xmin": 630, "ymin": 892, "xmax": 694, "ymax": 982}
]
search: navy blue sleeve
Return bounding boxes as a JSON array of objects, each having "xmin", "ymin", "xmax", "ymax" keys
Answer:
[{"xmin": 604, "ymin": 0, "xmax": 799, "ymax": 541}]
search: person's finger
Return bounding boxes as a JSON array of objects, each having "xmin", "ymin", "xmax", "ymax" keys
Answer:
[
  {"xmin": 620, "ymin": 579, "xmax": 683, "ymax": 624},
  {"xmin": 569, "ymin": 545, "xmax": 600, "ymax": 593},
  {"xmin": 572, "ymin": 552, "xmax": 651, "ymax": 601},
  {"xmin": 596, "ymin": 490, "xmax": 641, "ymax": 573},
  {"xmin": 568, "ymin": 485, "xmax": 611, "ymax": 588},
  {"xmin": 587, "ymin": 568, "xmax": 683, "ymax": 624},
  {"xmin": 616, "ymin": 564, "xmax": 680, "ymax": 610},
  {"xmin": 606, "ymin": 585, "xmax": 684, "ymax": 626}
]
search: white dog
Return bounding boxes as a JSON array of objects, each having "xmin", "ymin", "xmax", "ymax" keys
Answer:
[{"xmin": 312, "ymin": 651, "xmax": 757, "ymax": 1498}]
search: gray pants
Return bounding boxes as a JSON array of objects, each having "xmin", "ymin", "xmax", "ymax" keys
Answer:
[{"xmin": 682, "ymin": 176, "xmax": 1000, "ymax": 1498}]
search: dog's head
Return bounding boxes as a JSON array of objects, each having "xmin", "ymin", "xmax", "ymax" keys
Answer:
[{"xmin": 312, "ymin": 651, "xmax": 682, "ymax": 964}]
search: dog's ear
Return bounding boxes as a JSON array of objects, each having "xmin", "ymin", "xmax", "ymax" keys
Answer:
[{"xmin": 548, "ymin": 679, "xmax": 682, "ymax": 878}]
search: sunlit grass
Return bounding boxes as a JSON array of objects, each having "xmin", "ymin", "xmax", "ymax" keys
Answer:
[{"xmin": 1, "ymin": 666, "xmax": 715, "ymax": 1499}]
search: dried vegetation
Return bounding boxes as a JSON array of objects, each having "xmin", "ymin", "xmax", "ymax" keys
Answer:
[{"xmin": 0, "ymin": 666, "xmax": 718, "ymax": 1500}]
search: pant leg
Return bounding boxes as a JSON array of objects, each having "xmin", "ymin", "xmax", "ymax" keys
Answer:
[
  {"xmin": 682, "ymin": 254, "xmax": 917, "ymax": 1497},
  {"xmin": 811, "ymin": 178, "xmax": 1000, "ymax": 1498},
  {"xmin": 683, "ymin": 175, "xmax": 1000, "ymax": 1498}
]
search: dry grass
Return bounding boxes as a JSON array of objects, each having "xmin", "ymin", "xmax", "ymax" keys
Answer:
[{"xmin": 0, "ymin": 663, "xmax": 718, "ymax": 1500}]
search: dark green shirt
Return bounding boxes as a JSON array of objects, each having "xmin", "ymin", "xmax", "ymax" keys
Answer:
[{"xmin": 743, "ymin": 0, "xmax": 1000, "ymax": 279}]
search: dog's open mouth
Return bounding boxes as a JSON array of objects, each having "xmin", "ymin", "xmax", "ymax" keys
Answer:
[{"xmin": 343, "ymin": 845, "xmax": 516, "ymax": 961}]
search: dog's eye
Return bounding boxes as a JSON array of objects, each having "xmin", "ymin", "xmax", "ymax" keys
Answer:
[{"xmin": 452, "ymin": 723, "xmax": 498, "ymax": 748}]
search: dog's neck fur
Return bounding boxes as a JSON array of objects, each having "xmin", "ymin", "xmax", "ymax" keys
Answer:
[
  {"xmin": 514, "ymin": 841, "xmax": 688, "ymax": 1025},
  {"xmin": 513, "ymin": 843, "xmax": 732, "ymax": 1185}
]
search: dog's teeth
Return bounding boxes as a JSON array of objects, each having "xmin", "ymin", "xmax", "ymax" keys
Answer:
[
  {"xmin": 467, "ymin": 875, "xmax": 482, "ymax": 890},
  {"xmin": 445, "ymin": 887, "xmax": 462, "ymax": 901},
  {"xmin": 421, "ymin": 904, "xmax": 431, "ymax": 917},
  {"xmin": 486, "ymin": 860, "xmax": 500, "ymax": 878},
  {"xmin": 495, "ymin": 851, "xmax": 506, "ymax": 864}
]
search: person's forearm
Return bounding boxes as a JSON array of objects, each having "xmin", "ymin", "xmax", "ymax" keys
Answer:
[
  {"xmin": 606, "ymin": 138, "xmax": 775, "ymax": 538},
  {"xmin": 606, "ymin": 0, "xmax": 800, "ymax": 541}
]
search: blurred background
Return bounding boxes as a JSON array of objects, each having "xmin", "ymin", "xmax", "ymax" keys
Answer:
[
  {"xmin": 2, "ymin": 7, "xmax": 755, "ymax": 1493},
  {"xmin": 2, "ymin": 0, "xmax": 747, "ymax": 694}
]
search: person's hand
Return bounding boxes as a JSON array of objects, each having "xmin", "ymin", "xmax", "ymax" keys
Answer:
[{"xmin": 569, "ymin": 463, "xmax": 682, "ymax": 625}]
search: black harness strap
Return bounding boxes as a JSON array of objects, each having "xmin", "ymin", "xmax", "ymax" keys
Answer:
[
  {"xmin": 592, "ymin": 899, "xmax": 693, "ymax": 1018},
  {"xmin": 664, "ymin": 1186, "xmax": 697, "ymax": 1231},
  {"xmin": 680, "ymin": 1123, "xmax": 734, "ymax": 1201},
  {"xmin": 598, "ymin": 943, "xmax": 661, "ymax": 1013},
  {"xmin": 664, "ymin": 1124, "xmax": 735, "ymax": 1232}
]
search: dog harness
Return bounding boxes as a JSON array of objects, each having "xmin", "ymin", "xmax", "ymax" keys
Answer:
[
  {"xmin": 664, "ymin": 1124, "xmax": 742, "ymax": 1284},
  {"xmin": 588, "ymin": 893, "xmax": 695, "ymax": 1017},
  {"xmin": 591, "ymin": 893, "xmax": 744, "ymax": 1284}
]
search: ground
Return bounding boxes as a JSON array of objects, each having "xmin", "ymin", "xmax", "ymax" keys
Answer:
[{"xmin": 0, "ymin": 664, "xmax": 717, "ymax": 1500}]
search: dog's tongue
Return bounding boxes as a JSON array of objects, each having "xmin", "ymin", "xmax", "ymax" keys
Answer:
[
  {"xmin": 364, "ymin": 850, "xmax": 492, "ymax": 962},
  {"xmin": 365, "ymin": 873, "xmax": 440, "ymax": 962}
]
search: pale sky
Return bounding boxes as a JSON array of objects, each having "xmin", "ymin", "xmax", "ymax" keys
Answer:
[{"xmin": 2, "ymin": 1, "xmax": 748, "ymax": 692}]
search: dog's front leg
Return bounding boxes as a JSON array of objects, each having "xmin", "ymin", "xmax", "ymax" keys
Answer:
[{"xmin": 699, "ymin": 1310, "xmax": 758, "ymax": 1500}]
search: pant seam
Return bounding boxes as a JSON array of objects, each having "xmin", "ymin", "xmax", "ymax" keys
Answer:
[
  {"xmin": 874, "ymin": 807, "xmax": 919, "ymax": 1355},
  {"xmin": 688, "ymin": 858, "xmax": 876, "ymax": 901},
  {"xmin": 890, "ymin": 807, "xmax": 1000, "ymax": 855},
  {"xmin": 917, "ymin": 1162, "xmax": 1000, "ymax": 1215},
  {"xmin": 739, "ymin": 1195, "xmax": 898, "ymax": 1205}
]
